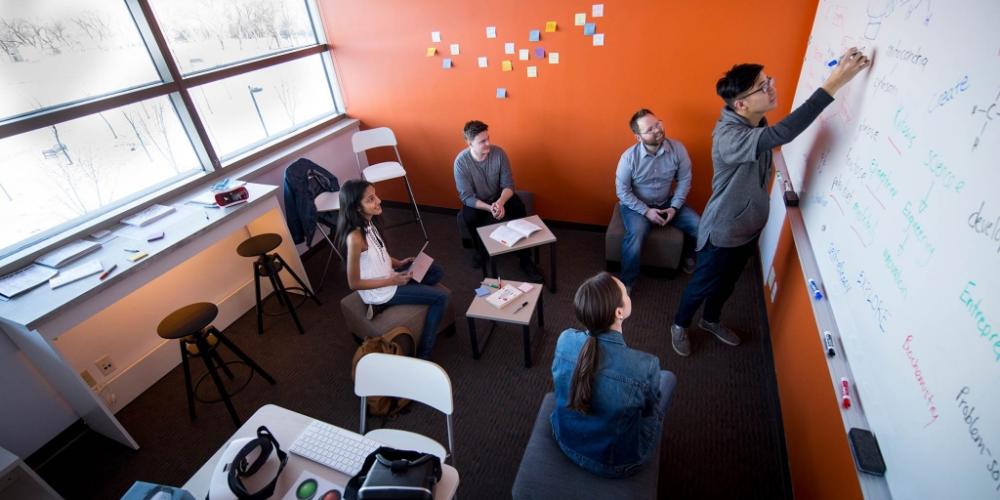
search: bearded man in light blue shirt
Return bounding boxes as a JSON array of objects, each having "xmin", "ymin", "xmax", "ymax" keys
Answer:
[{"xmin": 615, "ymin": 109, "xmax": 701, "ymax": 293}]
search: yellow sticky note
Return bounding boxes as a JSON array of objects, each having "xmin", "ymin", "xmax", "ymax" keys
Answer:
[
  {"xmin": 128, "ymin": 251, "xmax": 148, "ymax": 262},
  {"xmin": 501, "ymin": 60, "xmax": 513, "ymax": 72},
  {"xmin": 426, "ymin": 47, "xmax": 437, "ymax": 56},
  {"xmin": 545, "ymin": 21, "xmax": 557, "ymax": 33}
]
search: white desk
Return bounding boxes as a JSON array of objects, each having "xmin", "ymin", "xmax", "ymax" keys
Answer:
[
  {"xmin": 0, "ymin": 184, "xmax": 308, "ymax": 450},
  {"xmin": 184, "ymin": 404, "xmax": 459, "ymax": 499}
]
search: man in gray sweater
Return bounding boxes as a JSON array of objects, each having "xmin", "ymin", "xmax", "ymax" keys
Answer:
[
  {"xmin": 454, "ymin": 120, "xmax": 542, "ymax": 281},
  {"xmin": 670, "ymin": 48, "xmax": 870, "ymax": 357}
]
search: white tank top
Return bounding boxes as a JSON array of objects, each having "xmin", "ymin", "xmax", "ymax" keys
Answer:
[{"xmin": 358, "ymin": 224, "xmax": 396, "ymax": 305}]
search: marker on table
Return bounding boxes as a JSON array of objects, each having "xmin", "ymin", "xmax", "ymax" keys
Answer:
[
  {"xmin": 823, "ymin": 331, "xmax": 836, "ymax": 357},
  {"xmin": 840, "ymin": 378, "xmax": 852, "ymax": 409},
  {"xmin": 808, "ymin": 278, "xmax": 824, "ymax": 300},
  {"xmin": 99, "ymin": 264, "xmax": 117, "ymax": 281},
  {"xmin": 512, "ymin": 301, "xmax": 529, "ymax": 314}
]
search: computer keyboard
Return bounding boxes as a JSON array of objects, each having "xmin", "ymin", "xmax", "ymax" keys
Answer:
[{"xmin": 289, "ymin": 420, "xmax": 382, "ymax": 477}]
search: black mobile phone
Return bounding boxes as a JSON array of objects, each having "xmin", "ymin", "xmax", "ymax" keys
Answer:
[{"xmin": 848, "ymin": 428, "xmax": 886, "ymax": 476}]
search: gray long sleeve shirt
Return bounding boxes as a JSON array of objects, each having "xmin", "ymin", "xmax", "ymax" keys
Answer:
[
  {"xmin": 453, "ymin": 146, "xmax": 514, "ymax": 208},
  {"xmin": 697, "ymin": 88, "xmax": 834, "ymax": 250},
  {"xmin": 615, "ymin": 139, "xmax": 693, "ymax": 215}
]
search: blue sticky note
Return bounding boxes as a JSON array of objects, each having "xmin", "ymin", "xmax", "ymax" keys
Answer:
[
  {"xmin": 534, "ymin": 47, "xmax": 545, "ymax": 59},
  {"xmin": 475, "ymin": 286, "xmax": 491, "ymax": 297},
  {"xmin": 442, "ymin": 58, "xmax": 453, "ymax": 69},
  {"xmin": 584, "ymin": 23, "xmax": 596, "ymax": 36},
  {"xmin": 496, "ymin": 87, "xmax": 507, "ymax": 99},
  {"xmin": 529, "ymin": 29, "xmax": 540, "ymax": 42}
]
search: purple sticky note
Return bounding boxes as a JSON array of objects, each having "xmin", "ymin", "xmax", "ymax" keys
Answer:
[
  {"xmin": 529, "ymin": 29, "xmax": 540, "ymax": 42},
  {"xmin": 534, "ymin": 47, "xmax": 545, "ymax": 59},
  {"xmin": 584, "ymin": 23, "xmax": 596, "ymax": 36}
]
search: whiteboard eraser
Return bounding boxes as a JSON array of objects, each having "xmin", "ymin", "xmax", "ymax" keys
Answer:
[{"xmin": 783, "ymin": 190, "xmax": 799, "ymax": 207}]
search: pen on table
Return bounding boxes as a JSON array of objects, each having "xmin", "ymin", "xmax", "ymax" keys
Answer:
[
  {"xmin": 807, "ymin": 278, "xmax": 824, "ymax": 300},
  {"xmin": 512, "ymin": 301, "xmax": 529, "ymax": 314},
  {"xmin": 498, "ymin": 276, "xmax": 503, "ymax": 288},
  {"xmin": 203, "ymin": 210, "xmax": 210, "ymax": 221},
  {"xmin": 99, "ymin": 264, "xmax": 117, "ymax": 281}
]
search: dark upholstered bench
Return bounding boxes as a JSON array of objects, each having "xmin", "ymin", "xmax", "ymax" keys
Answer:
[
  {"xmin": 512, "ymin": 389, "xmax": 672, "ymax": 500},
  {"xmin": 339, "ymin": 284, "xmax": 455, "ymax": 347},
  {"xmin": 605, "ymin": 204, "xmax": 683, "ymax": 271}
]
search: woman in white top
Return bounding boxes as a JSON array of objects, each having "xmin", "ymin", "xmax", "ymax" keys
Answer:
[{"xmin": 335, "ymin": 180, "xmax": 447, "ymax": 359}]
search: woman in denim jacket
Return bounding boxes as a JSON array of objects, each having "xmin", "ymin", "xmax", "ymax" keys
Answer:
[{"xmin": 551, "ymin": 272, "xmax": 676, "ymax": 477}]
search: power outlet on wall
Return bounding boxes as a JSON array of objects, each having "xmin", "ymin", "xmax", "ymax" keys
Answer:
[{"xmin": 95, "ymin": 355, "xmax": 116, "ymax": 376}]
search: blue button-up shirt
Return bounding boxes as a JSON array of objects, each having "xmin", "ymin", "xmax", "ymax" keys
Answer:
[
  {"xmin": 615, "ymin": 138, "xmax": 693, "ymax": 215},
  {"xmin": 550, "ymin": 329, "xmax": 664, "ymax": 477}
]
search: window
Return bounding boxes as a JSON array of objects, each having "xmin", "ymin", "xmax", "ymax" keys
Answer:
[{"xmin": 0, "ymin": 0, "xmax": 343, "ymax": 258}]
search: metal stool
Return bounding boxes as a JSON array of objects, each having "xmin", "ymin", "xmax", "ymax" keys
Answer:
[
  {"xmin": 157, "ymin": 302, "xmax": 276, "ymax": 427},
  {"xmin": 237, "ymin": 233, "xmax": 320, "ymax": 335}
]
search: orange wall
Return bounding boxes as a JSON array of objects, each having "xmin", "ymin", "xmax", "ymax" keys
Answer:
[
  {"xmin": 766, "ymin": 220, "xmax": 863, "ymax": 500},
  {"xmin": 319, "ymin": 0, "xmax": 818, "ymax": 224}
]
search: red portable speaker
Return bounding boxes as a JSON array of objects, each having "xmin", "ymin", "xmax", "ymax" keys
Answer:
[{"xmin": 214, "ymin": 186, "xmax": 249, "ymax": 207}]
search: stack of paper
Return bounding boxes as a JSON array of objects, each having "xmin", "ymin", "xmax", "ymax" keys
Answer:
[
  {"xmin": 34, "ymin": 239, "xmax": 102, "ymax": 268},
  {"xmin": 0, "ymin": 264, "xmax": 58, "ymax": 299},
  {"xmin": 49, "ymin": 259, "xmax": 103, "ymax": 289},
  {"xmin": 121, "ymin": 204, "xmax": 175, "ymax": 227}
]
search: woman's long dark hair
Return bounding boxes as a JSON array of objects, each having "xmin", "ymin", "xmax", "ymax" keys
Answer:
[
  {"xmin": 568, "ymin": 272, "xmax": 623, "ymax": 414},
  {"xmin": 334, "ymin": 179, "xmax": 376, "ymax": 254}
]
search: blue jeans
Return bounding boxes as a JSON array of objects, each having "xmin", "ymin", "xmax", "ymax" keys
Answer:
[
  {"xmin": 386, "ymin": 262, "xmax": 448, "ymax": 359},
  {"xmin": 673, "ymin": 238, "xmax": 756, "ymax": 327},
  {"xmin": 619, "ymin": 203, "xmax": 701, "ymax": 287}
]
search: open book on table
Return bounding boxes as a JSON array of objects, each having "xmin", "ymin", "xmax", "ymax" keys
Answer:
[{"xmin": 488, "ymin": 218, "xmax": 542, "ymax": 247}]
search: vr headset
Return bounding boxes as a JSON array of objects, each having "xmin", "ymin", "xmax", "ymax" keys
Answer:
[{"xmin": 209, "ymin": 426, "xmax": 287, "ymax": 500}]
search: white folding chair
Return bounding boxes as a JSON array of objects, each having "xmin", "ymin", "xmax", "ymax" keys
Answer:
[
  {"xmin": 354, "ymin": 353, "xmax": 455, "ymax": 466},
  {"xmin": 351, "ymin": 127, "xmax": 428, "ymax": 240},
  {"xmin": 313, "ymin": 190, "xmax": 343, "ymax": 290}
]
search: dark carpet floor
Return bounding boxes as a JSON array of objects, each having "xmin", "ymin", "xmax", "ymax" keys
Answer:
[{"xmin": 34, "ymin": 206, "xmax": 792, "ymax": 500}]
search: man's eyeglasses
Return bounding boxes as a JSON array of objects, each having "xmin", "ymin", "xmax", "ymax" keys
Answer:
[
  {"xmin": 738, "ymin": 76, "xmax": 774, "ymax": 99},
  {"xmin": 638, "ymin": 120, "xmax": 663, "ymax": 136}
]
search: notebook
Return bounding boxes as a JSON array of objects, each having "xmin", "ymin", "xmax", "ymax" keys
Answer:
[
  {"xmin": 485, "ymin": 284, "xmax": 523, "ymax": 309},
  {"xmin": 49, "ymin": 259, "xmax": 103, "ymax": 289},
  {"xmin": 409, "ymin": 241, "xmax": 434, "ymax": 283},
  {"xmin": 488, "ymin": 218, "xmax": 542, "ymax": 247}
]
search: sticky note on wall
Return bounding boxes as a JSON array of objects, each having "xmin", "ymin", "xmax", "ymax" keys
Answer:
[
  {"xmin": 450, "ymin": 43, "xmax": 460, "ymax": 55},
  {"xmin": 534, "ymin": 47, "xmax": 545, "ymax": 58},
  {"xmin": 496, "ymin": 87, "xmax": 507, "ymax": 99},
  {"xmin": 442, "ymin": 58, "xmax": 452, "ymax": 68},
  {"xmin": 529, "ymin": 30, "xmax": 540, "ymax": 42},
  {"xmin": 505, "ymin": 42, "xmax": 515, "ymax": 54},
  {"xmin": 486, "ymin": 26, "xmax": 497, "ymax": 38},
  {"xmin": 593, "ymin": 33, "xmax": 605, "ymax": 46},
  {"xmin": 426, "ymin": 47, "xmax": 437, "ymax": 56},
  {"xmin": 548, "ymin": 52, "xmax": 559, "ymax": 64},
  {"xmin": 527, "ymin": 66, "xmax": 537, "ymax": 78},
  {"xmin": 545, "ymin": 21, "xmax": 557, "ymax": 32},
  {"xmin": 584, "ymin": 23, "xmax": 596, "ymax": 36},
  {"xmin": 519, "ymin": 49, "xmax": 529, "ymax": 60},
  {"xmin": 575, "ymin": 13, "xmax": 586, "ymax": 26},
  {"xmin": 502, "ymin": 60, "xmax": 512, "ymax": 72},
  {"xmin": 592, "ymin": 4, "xmax": 604, "ymax": 17},
  {"xmin": 478, "ymin": 56, "xmax": 488, "ymax": 68},
  {"xmin": 431, "ymin": 31, "xmax": 441, "ymax": 42}
]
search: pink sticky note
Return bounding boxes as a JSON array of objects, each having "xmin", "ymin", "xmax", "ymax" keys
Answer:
[{"xmin": 534, "ymin": 47, "xmax": 545, "ymax": 58}]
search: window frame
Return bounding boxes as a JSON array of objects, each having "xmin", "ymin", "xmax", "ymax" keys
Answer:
[{"xmin": 0, "ymin": 0, "xmax": 345, "ymax": 269}]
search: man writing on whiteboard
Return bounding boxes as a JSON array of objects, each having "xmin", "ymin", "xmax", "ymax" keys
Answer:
[
  {"xmin": 454, "ymin": 120, "xmax": 543, "ymax": 282},
  {"xmin": 616, "ymin": 109, "xmax": 702, "ymax": 295},
  {"xmin": 669, "ymin": 48, "xmax": 870, "ymax": 357}
]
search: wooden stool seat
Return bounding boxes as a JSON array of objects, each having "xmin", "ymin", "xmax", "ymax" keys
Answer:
[
  {"xmin": 157, "ymin": 302, "xmax": 218, "ymax": 340},
  {"xmin": 237, "ymin": 233, "xmax": 282, "ymax": 257}
]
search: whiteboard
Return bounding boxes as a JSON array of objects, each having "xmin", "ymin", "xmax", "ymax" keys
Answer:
[{"xmin": 782, "ymin": 0, "xmax": 1000, "ymax": 498}]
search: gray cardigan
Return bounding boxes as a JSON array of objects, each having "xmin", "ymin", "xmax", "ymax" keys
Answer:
[{"xmin": 697, "ymin": 89, "xmax": 834, "ymax": 250}]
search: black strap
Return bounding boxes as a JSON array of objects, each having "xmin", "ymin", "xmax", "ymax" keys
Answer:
[{"xmin": 227, "ymin": 426, "xmax": 287, "ymax": 500}]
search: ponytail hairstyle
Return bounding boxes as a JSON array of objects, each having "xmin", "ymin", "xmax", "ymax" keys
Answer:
[
  {"xmin": 334, "ymin": 179, "xmax": 376, "ymax": 255},
  {"xmin": 568, "ymin": 272, "xmax": 624, "ymax": 414}
]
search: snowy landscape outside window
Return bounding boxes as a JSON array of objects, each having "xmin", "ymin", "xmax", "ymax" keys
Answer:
[{"xmin": 0, "ymin": 0, "xmax": 342, "ymax": 258}]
